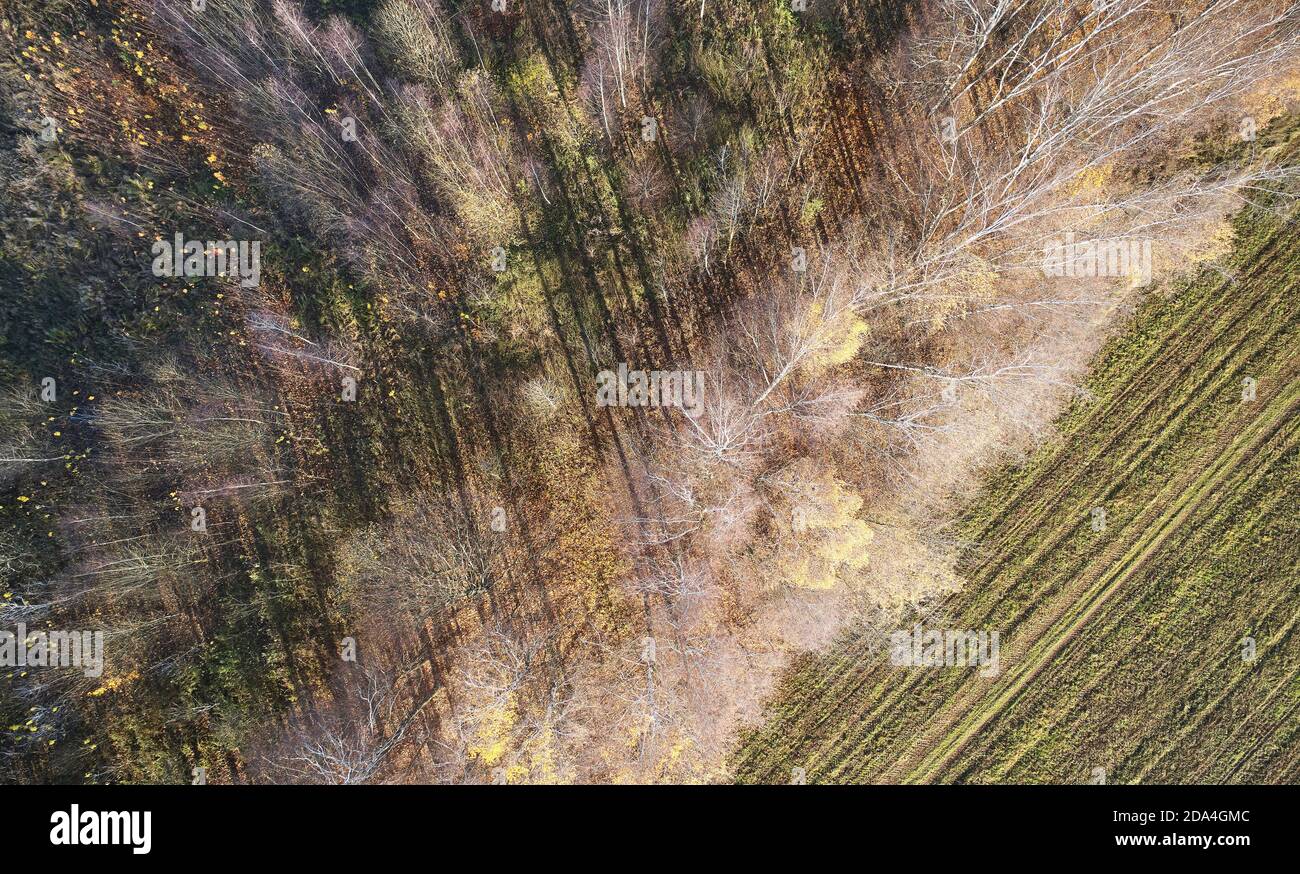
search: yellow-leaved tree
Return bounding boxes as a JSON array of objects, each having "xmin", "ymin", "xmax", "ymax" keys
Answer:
[{"xmin": 772, "ymin": 459, "xmax": 873, "ymax": 590}]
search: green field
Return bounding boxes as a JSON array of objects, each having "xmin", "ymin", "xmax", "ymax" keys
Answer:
[{"xmin": 733, "ymin": 148, "xmax": 1300, "ymax": 785}]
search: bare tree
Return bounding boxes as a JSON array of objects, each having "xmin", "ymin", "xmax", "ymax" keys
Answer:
[
  {"xmin": 94, "ymin": 374, "xmax": 286, "ymax": 495},
  {"xmin": 371, "ymin": 0, "xmax": 459, "ymax": 89},
  {"xmin": 337, "ymin": 493, "xmax": 501, "ymax": 623},
  {"xmin": 273, "ymin": 662, "xmax": 436, "ymax": 785},
  {"xmin": 864, "ymin": 0, "xmax": 1300, "ymax": 309},
  {"xmin": 0, "ymin": 386, "xmax": 63, "ymax": 484},
  {"xmin": 392, "ymin": 74, "xmax": 519, "ymax": 248},
  {"xmin": 582, "ymin": 0, "xmax": 664, "ymax": 121}
]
